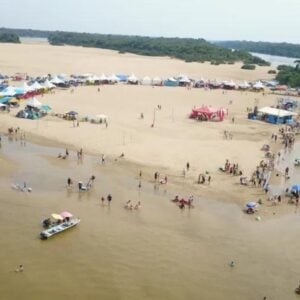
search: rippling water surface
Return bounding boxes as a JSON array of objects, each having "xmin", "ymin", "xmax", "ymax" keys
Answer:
[{"xmin": 0, "ymin": 137, "xmax": 299, "ymax": 300}]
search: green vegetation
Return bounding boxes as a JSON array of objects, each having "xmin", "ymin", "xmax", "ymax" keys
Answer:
[
  {"xmin": 0, "ymin": 27, "xmax": 269, "ymax": 65},
  {"xmin": 215, "ymin": 40, "xmax": 300, "ymax": 59},
  {"xmin": 276, "ymin": 63, "xmax": 300, "ymax": 87},
  {"xmin": 241, "ymin": 64, "xmax": 256, "ymax": 70},
  {"xmin": 0, "ymin": 31, "xmax": 20, "ymax": 43},
  {"xmin": 0, "ymin": 27, "xmax": 50, "ymax": 38},
  {"xmin": 47, "ymin": 31, "xmax": 269, "ymax": 65}
]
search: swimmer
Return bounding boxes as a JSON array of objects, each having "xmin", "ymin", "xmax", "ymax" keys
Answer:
[
  {"xmin": 15, "ymin": 265, "xmax": 24, "ymax": 272},
  {"xmin": 229, "ymin": 261, "xmax": 235, "ymax": 267},
  {"xmin": 134, "ymin": 201, "xmax": 141, "ymax": 210}
]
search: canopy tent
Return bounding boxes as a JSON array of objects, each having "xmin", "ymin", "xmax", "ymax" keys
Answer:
[
  {"xmin": 30, "ymin": 81, "xmax": 44, "ymax": 91},
  {"xmin": 0, "ymin": 96, "xmax": 12, "ymax": 104},
  {"xmin": 43, "ymin": 79, "xmax": 56, "ymax": 89},
  {"xmin": 107, "ymin": 74, "xmax": 120, "ymax": 83},
  {"xmin": 22, "ymin": 82, "xmax": 35, "ymax": 93},
  {"xmin": 223, "ymin": 80, "xmax": 236, "ymax": 89},
  {"xmin": 50, "ymin": 76, "xmax": 64, "ymax": 85},
  {"xmin": 27, "ymin": 97, "xmax": 42, "ymax": 108},
  {"xmin": 117, "ymin": 74, "xmax": 128, "ymax": 82},
  {"xmin": 99, "ymin": 74, "xmax": 108, "ymax": 83},
  {"xmin": 164, "ymin": 77, "xmax": 178, "ymax": 87},
  {"xmin": 252, "ymin": 106, "xmax": 298, "ymax": 124},
  {"xmin": 152, "ymin": 76, "xmax": 162, "ymax": 86},
  {"xmin": 0, "ymin": 86, "xmax": 23, "ymax": 96},
  {"xmin": 190, "ymin": 106, "xmax": 227, "ymax": 121},
  {"xmin": 128, "ymin": 74, "xmax": 138, "ymax": 84},
  {"xmin": 141, "ymin": 76, "xmax": 152, "ymax": 85},
  {"xmin": 253, "ymin": 81, "xmax": 264, "ymax": 90},
  {"xmin": 60, "ymin": 211, "xmax": 73, "ymax": 218},
  {"xmin": 238, "ymin": 81, "xmax": 251, "ymax": 89},
  {"xmin": 258, "ymin": 107, "xmax": 297, "ymax": 118}
]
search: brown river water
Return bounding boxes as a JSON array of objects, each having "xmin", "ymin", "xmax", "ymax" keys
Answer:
[{"xmin": 0, "ymin": 136, "xmax": 299, "ymax": 300}]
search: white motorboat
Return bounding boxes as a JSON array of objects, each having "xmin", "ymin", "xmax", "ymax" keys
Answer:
[{"xmin": 40, "ymin": 212, "xmax": 80, "ymax": 240}]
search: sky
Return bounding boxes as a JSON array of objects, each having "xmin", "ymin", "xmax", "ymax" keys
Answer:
[{"xmin": 0, "ymin": 0, "xmax": 299, "ymax": 43}]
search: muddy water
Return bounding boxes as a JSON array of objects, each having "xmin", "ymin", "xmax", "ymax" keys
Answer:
[{"xmin": 0, "ymin": 137, "xmax": 300, "ymax": 300}]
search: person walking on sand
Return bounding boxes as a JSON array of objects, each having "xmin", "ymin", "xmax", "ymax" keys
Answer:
[
  {"xmin": 138, "ymin": 181, "xmax": 142, "ymax": 189},
  {"xmin": 107, "ymin": 194, "xmax": 112, "ymax": 204},
  {"xmin": 139, "ymin": 170, "xmax": 142, "ymax": 178},
  {"xmin": 101, "ymin": 154, "xmax": 105, "ymax": 164},
  {"xmin": 101, "ymin": 196, "xmax": 105, "ymax": 205},
  {"xmin": 208, "ymin": 175, "xmax": 211, "ymax": 185},
  {"xmin": 285, "ymin": 167, "xmax": 289, "ymax": 178},
  {"xmin": 186, "ymin": 162, "xmax": 190, "ymax": 171}
]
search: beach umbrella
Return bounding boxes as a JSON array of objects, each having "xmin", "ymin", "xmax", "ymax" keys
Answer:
[
  {"xmin": 246, "ymin": 202, "xmax": 258, "ymax": 209},
  {"xmin": 60, "ymin": 211, "xmax": 73, "ymax": 218},
  {"xmin": 51, "ymin": 213, "xmax": 64, "ymax": 220},
  {"xmin": 291, "ymin": 185, "xmax": 300, "ymax": 193}
]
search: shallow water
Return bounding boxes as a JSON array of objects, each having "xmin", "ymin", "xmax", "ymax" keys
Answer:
[{"xmin": 0, "ymin": 137, "xmax": 300, "ymax": 300}]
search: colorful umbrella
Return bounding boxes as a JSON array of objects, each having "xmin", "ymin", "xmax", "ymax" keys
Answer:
[
  {"xmin": 51, "ymin": 213, "xmax": 64, "ymax": 220},
  {"xmin": 246, "ymin": 202, "xmax": 258, "ymax": 209},
  {"xmin": 60, "ymin": 211, "xmax": 73, "ymax": 218},
  {"xmin": 291, "ymin": 185, "xmax": 300, "ymax": 193}
]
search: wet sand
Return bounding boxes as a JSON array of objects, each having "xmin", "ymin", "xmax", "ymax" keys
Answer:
[{"xmin": 0, "ymin": 137, "xmax": 300, "ymax": 300}]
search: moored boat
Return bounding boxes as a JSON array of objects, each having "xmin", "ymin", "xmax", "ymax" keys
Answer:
[{"xmin": 40, "ymin": 212, "xmax": 80, "ymax": 240}]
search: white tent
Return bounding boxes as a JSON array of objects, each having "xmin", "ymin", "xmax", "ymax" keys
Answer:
[
  {"xmin": 43, "ymin": 79, "xmax": 56, "ymax": 89},
  {"xmin": 0, "ymin": 86, "xmax": 17, "ymax": 97},
  {"xmin": 23, "ymin": 82, "xmax": 35, "ymax": 93},
  {"xmin": 30, "ymin": 81, "xmax": 44, "ymax": 91},
  {"xmin": 152, "ymin": 76, "xmax": 162, "ymax": 85},
  {"xmin": 99, "ymin": 74, "xmax": 108, "ymax": 82},
  {"xmin": 258, "ymin": 107, "xmax": 297, "ymax": 118},
  {"xmin": 108, "ymin": 74, "xmax": 119, "ymax": 83},
  {"xmin": 27, "ymin": 97, "xmax": 42, "ymax": 108},
  {"xmin": 51, "ymin": 76, "xmax": 64, "ymax": 85},
  {"xmin": 253, "ymin": 81, "xmax": 264, "ymax": 90},
  {"xmin": 238, "ymin": 81, "xmax": 250, "ymax": 89},
  {"xmin": 128, "ymin": 74, "xmax": 138, "ymax": 83},
  {"xmin": 179, "ymin": 75, "xmax": 191, "ymax": 83},
  {"xmin": 141, "ymin": 76, "xmax": 152, "ymax": 85}
]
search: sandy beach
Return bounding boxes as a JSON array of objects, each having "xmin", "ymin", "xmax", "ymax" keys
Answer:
[{"xmin": 0, "ymin": 41, "xmax": 300, "ymax": 300}]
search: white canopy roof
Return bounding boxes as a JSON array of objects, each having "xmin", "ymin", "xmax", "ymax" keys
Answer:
[
  {"xmin": 0, "ymin": 86, "xmax": 17, "ymax": 96},
  {"xmin": 128, "ymin": 74, "xmax": 138, "ymax": 82},
  {"xmin": 0, "ymin": 103, "xmax": 7, "ymax": 107},
  {"xmin": 141, "ymin": 76, "xmax": 152, "ymax": 84},
  {"xmin": 31, "ymin": 81, "xmax": 43, "ymax": 91},
  {"xmin": 50, "ymin": 76, "xmax": 64, "ymax": 84},
  {"xmin": 179, "ymin": 76, "xmax": 191, "ymax": 83},
  {"xmin": 258, "ymin": 107, "xmax": 297, "ymax": 117},
  {"xmin": 23, "ymin": 82, "xmax": 34, "ymax": 92},
  {"xmin": 253, "ymin": 81, "xmax": 264, "ymax": 89},
  {"xmin": 27, "ymin": 97, "xmax": 42, "ymax": 108},
  {"xmin": 99, "ymin": 74, "xmax": 108, "ymax": 81},
  {"xmin": 239, "ymin": 81, "xmax": 250, "ymax": 88},
  {"xmin": 108, "ymin": 74, "xmax": 119, "ymax": 82},
  {"xmin": 152, "ymin": 76, "xmax": 162, "ymax": 83},
  {"xmin": 43, "ymin": 79, "xmax": 56, "ymax": 89}
]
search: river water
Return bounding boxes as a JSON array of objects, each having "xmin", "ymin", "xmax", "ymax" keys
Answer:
[
  {"xmin": 251, "ymin": 52, "xmax": 299, "ymax": 67},
  {"xmin": 0, "ymin": 136, "xmax": 300, "ymax": 300}
]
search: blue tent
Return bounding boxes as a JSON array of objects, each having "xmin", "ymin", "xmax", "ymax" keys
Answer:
[
  {"xmin": 0, "ymin": 96, "xmax": 12, "ymax": 104},
  {"xmin": 164, "ymin": 79, "xmax": 178, "ymax": 87},
  {"xmin": 117, "ymin": 74, "xmax": 128, "ymax": 82}
]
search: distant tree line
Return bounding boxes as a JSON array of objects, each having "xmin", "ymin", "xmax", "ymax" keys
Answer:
[
  {"xmin": 47, "ymin": 31, "xmax": 269, "ymax": 65},
  {"xmin": 0, "ymin": 32, "xmax": 20, "ymax": 43},
  {"xmin": 214, "ymin": 40, "xmax": 300, "ymax": 59},
  {"xmin": 276, "ymin": 62, "xmax": 300, "ymax": 87},
  {"xmin": 0, "ymin": 27, "xmax": 269, "ymax": 65}
]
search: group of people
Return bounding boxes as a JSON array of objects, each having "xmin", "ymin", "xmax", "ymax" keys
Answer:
[
  {"xmin": 154, "ymin": 171, "xmax": 168, "ymax": 184},
  {"xmin": 197, "ymin": 173, "xmax": 211, "ymax": 185},
  {"xmin": 220, "ymin": 159, "xmax": 242, "ymax": 176},
  {"xmin": 172, "ymin": 195, "xmax": 194, "ymax": 209},
  {"xmin": 100, "ymin": 194, "xmax": 113, "ymax": 205},
  {"xmin": 124, "ymin": 200, "xmax": 141, "ymax": 210},
  {"xmin": 58, "ymin": 148, "xmax": 69, "ymax": 159}
]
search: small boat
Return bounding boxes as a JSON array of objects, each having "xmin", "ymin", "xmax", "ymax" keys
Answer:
[{"xmin": 40, "ymin": 212, "xmax": 80, "ymax": 240}]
